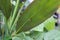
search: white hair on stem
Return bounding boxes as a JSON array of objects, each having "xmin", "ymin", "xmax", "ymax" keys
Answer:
[{"xmin": 56, "ymin": 7, "xmax": 60, "ymax": 24}]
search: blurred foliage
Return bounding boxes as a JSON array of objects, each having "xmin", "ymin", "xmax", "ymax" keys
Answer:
[
  {"xmin": 0, "ymin": 0, "xmax": 12, "ymax": 19},
  {"xmin": 0, "ymin": 0, "xmax": 60, "ymax": 40}
]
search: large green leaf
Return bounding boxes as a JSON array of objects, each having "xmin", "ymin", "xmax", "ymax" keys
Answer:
[
  {"xmin": 0, "ymin": 0, "xmax": 12, "ymax": 19},
  {"xmin": 17, "ymin": 0, "xmax": 60, "ymax": 33}
]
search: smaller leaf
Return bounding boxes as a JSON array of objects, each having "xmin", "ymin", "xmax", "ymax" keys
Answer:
[
  {"xmin": 44, "ymin": 30, "xmax": 60, "ymax": 40},
  {"xmin": 31, "ymin": 23, "xmax": 44, "ymax": 32},
  {"xmin": 44, "ymin": 16, "xmax": 55, "ymax": 31},
  {"xmin": 12, "ymin": 32, "xmax": 33, "ymax": 40},
  {"xmin": 28, "ymin": 31, "xmax": 44, "ymax": 40}
]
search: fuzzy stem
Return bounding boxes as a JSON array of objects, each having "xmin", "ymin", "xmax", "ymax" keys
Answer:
[{"xmin": 9, "ymin": 0, "xmax": 20, "ymax": 29}]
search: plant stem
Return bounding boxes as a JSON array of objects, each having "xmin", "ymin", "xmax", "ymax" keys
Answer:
[
  {"xmin": 10, "ymin": 4, "xmax": 24, "ymax": 33},
  {"xmin": 9, "ymin": 0, "xmax": 20, "ymax": 29}
]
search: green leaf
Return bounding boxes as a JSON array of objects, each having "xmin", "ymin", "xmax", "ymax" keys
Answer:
[
  {"xmin": 44, "ymin": 16, "xmax": 55, "ymax": 31},
  {"xmin": 31, "ymin": 23, "xmax": 44, "ymax": 32},
  {"xmin": 44, "ymin": 30, "xmax": 60, "ymax": 40},
  {"xmin": 12, "ymin": 36, "xmax": 33, "ymax": 40},
  {"xmin": 0, "ymin": 36, "xmax": 2, "ymax": 40},
  {"xmin": 0, "ymin": 0, "xmax": 12, "ymax": 19},
  {"xmin": 12, "ymin": 32, "xmax": 33, "ymax": 40},
  {"xmin": 17, "ymin": 0, "xmax": 60, "ymax": 33},
  {"xmin": 3, "ymin": 35, "xmax": 12, "ymax": 40},
  {"xmin": 28, "ymin": 31, "xmax": 44, "ymax": 40}
]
